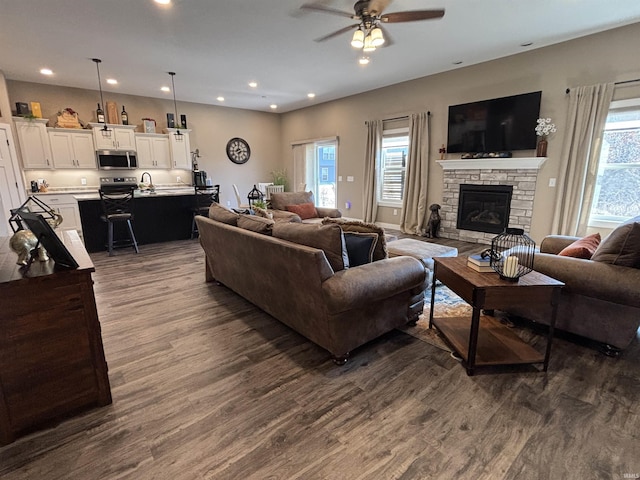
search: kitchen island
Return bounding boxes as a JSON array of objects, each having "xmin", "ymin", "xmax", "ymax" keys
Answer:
[{"xmin": 76, "ymin": 188, "xmax": 197, "ymax": 253}]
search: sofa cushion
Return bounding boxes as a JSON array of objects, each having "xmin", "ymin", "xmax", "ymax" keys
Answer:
[
  {"xmin": 270, "ymin": 191, "xmax": 313, "ymax": 211},
  {"xmin": 285, "ymin": 202, "xmax": 318, "ymax": 220},
  {"xmin": 591, "ymin": 217, "xmax": 640, "ymax": 268},
  {"xmin": 237, "ymin": 214, "xmax": 274, "ymax": 235},
  {"xmin": 272, "ymin": 222, "xmax": 348, "ymax": 272},
  {"xmin": 322, "ymin": 218, "xmax": 388, "ymax": 261},
  {"xmin": 209, "ymin": 202, "xmax": 239, "ymax": 226},
  {"xmin": 558, "ymin": 233, "xmax": 601, "ymax": 259},
  {"xmin": 344, "ymin": 232, "xmax": 378, "ymax": 267}
]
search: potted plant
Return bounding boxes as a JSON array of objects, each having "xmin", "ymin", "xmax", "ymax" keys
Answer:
[{"xmin": 270, "ymin": 168, "xmax": 288, "ymax": 191}]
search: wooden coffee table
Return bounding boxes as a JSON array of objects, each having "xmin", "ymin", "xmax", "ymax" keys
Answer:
[{"xmin": 429, "ymin": 256, "xmax": 564, "ymax": 375}]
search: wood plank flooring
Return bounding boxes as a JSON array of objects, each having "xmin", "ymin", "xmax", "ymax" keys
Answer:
[{"xmin": 1, "ymin": 234, "xmax": 639, "ymax": 479}]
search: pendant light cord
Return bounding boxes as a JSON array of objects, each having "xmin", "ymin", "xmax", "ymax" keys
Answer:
[
  {"xmin": 92, "ymin": 58, "xmax": 105, "ymax": 118},
  {"xmin": 169, "ymin": 72, "xmax": 179, "ymax": 126}
]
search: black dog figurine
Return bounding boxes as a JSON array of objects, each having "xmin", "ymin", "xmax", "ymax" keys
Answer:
[{"xmin": 425, "ymin": 203, "xmax": 441, "ymax": 238}]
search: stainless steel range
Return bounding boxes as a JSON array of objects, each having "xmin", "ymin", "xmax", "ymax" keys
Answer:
[{"xmin": 99, "ymin": 176, "xmax": 138, "ymax": 188}]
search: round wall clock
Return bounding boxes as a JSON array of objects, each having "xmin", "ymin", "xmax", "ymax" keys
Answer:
[{"xmin": 226, "ymin": 137, "xmax": 251, "ymax": 164}]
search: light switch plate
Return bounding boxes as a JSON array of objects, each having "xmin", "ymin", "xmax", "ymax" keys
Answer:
[{"xmin": 347, "ymin": 176, "xmax": 354, "ymax": 182}]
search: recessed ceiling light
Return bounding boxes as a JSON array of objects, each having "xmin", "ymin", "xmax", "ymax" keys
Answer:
[
  {"xmin": 520, "ymin": 42, "xmax": 533, "ymax": 47},
  {"xmin": 452, "ymin": 61, "xmax": 463, "ymax": 65},
  {"xmin": 106, "ymin": 78, "xmax": 118, "ymax": 85},
  {"xmin": 217, "ymin": 96, "xmax": 225, "ymax": 102},
  {"xmin": 154, "ymin": 0, "xmax": 171, "ymax": 5},
  {"xmin": 270, "ymin": 104, "xmax": 277, "ymax": 109},
  {"xmin": 307, "ymin": 93, "xmax": 316, "ymax": 98},
  {"xmin": 161, "ymin": 86, "xmax": 170, "ymax": 92},
  {"xmin": 248, "ymin": 81, "xmax": 258, "ymax": 88},
  {"xmin": 358, "ymin": 56, "xmax": 370, "ymax": 65},
  {"xmin": 40, "ymin": 68, "xmax": 53, "ymax": 75}
]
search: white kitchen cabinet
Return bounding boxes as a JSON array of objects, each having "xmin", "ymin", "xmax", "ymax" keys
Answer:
[
  {"xmin": 35, "ymin": 193, "xmax": 83, "ymax": 232},
  {"xmin": 164, "ymin": 128, "xmax": 192, "ymax": 170},
  {"xmin": 14, "ymin": 117, "xmax": 53, "ymax": 169},
  {"xmin": 89, "ymin": 123, "xmax": 137, "ymax": 150},
  {"xmin": 135, "ymin": 134, "xmax": 171, "ymax": 168},
  {"xmin": 48, "ymin": 129, "xmax": 96, "ymax": 169}
]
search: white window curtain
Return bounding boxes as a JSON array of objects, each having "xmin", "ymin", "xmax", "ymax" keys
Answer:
[
  {"xmin": 400, "ymin": 112, "xmax": 430, "ymax": 234},
  {"xmin": 551, "ymin": 83, "xmax": 614, "ymax": 236},
  {"xmin": 363, "ymin": 120, "xmax": 382, "ymax": 223}
]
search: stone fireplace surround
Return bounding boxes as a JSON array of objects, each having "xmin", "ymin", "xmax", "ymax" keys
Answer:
[{"xmin": 437, "ymin": 157, "xmax": 546, "ymax": 245}]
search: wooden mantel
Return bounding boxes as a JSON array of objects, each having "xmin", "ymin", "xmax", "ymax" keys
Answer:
[{"xmin": 437, "ymin": 157, "xmax": 547, "ymax": 170}]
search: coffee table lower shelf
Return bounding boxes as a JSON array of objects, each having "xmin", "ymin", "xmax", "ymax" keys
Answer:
[{"xmin": 432, "ymin": 315, "xmax": 544, "ymax": 368}]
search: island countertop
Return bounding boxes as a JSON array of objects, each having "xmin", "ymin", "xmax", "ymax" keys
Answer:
[{"xmin": 74, "ymin": 186, "xmax": 196, "ymax": 201}]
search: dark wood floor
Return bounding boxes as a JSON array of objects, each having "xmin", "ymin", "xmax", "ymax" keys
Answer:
[{"xmin": 1, "ymin": 234, "xmax": 639, "ymax": 479}]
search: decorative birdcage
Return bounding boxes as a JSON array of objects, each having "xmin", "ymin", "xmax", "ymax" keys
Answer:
[
  {"xmin": 247, "ymin": 184, "xmax": 264, "ymax": 209},
  {"xmin": 489, "ymin": 228, "xmax": 536, "ymax": 281}
]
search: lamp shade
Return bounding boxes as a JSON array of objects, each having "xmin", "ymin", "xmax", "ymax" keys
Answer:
[
  {"xmin": 489, "ymin": 228, "xmax": 536, "ymax": 281},
  {"xmin": 363, "ymin": 34, "xmax": 376, "ymax": 52},
  {"xmin": 351, "ymin": 29, "xmax": 364, "ymax": 49},
  {"xmin": 370, "ymin": 27, "xmax": 384, "ymax": 47}
]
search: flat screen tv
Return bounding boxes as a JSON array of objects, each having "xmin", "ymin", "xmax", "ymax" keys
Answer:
[{"xmin": 446, "ymin": 91, "xmax": 541, "ymax": 154}]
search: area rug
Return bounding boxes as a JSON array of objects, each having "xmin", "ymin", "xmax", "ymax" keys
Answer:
[{"xmin": 397, "ymin": 283, "xmax": 471, "ymax": 352}]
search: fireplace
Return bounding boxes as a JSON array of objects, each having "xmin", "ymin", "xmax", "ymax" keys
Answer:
[{"xmin": 456, "ymin": 184, "xmax": 513, "ymax": 234}]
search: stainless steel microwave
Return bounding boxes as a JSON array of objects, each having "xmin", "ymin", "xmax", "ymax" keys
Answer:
[{"xmin": 96, "ymin": 150, "xmax": 138, "ymax": 169}]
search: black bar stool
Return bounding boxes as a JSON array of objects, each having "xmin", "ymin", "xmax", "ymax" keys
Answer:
[
  {"xmin": 191, "ymin": 185, "xmax": 220, "ymax": 239},
  {"xmin": 99, "ymin": 185, "xmax": 139, "ymax": 256}
]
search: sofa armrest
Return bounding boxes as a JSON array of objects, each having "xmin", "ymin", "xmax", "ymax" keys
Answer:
[
  {"xmin": 316, "ymin": 207, "xmax": 342, "ymax": 218},
  {"xmin": 540, "ymin": 235, "xmax": 581, "ymax": 254},
  {"xmin": 534, "ymin": 253, "xmax": 640, "ymax": 307},
  {"xmin": 322, "ymin": 256, "xmax": 426, "ymax": 314}
]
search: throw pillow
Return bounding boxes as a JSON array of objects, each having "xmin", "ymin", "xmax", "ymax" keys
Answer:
[
  {"xmin": 343, "ymin": 232, "xmax": 378, "ymax": 267},
  {"xmin": 237, "ymin": 214, "xmax": 275, "ymax": 235},
  {"xmin": 558, "ymin": 233, "xmax": 601, "ymax": 259},
  {"xmin": 209, "ymin": 202, "xmax": 239, "ymax": 226},
  {"xmin": 285, "ymin": 202, "xmax": 318, "ymax": 220},
  {"xmin": 272, "ymin": 222, "xmax": 349, "ymax": 272},
  {"xmin": 270, "ymin": 191, "xmax": 314, "ymax": 211},
  {"xmin": 591, "ymin": 218, "xmax": 640, "ymax": 268},
  {"xmin": 322, "ymin": 218, "xmax": 387, "ymax": 261}
]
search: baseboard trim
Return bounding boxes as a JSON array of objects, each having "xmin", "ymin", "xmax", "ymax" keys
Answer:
[{"xmin": 376, "ymin": 222, "xmax": 401, "ymax": 230}]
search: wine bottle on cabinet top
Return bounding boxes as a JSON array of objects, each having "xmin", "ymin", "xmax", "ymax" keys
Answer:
[
  {"xmin": 96, "ymin": 103, "xmax": 105, "ymax": 123},
  {"xmin": 121, "ymin": 106, "xmax": 128, "ymax": 125}
]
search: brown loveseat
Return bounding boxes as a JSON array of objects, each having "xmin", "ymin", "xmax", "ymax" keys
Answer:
[
  {"xmin": 268, "ymin": 191, "xmax": 341, "ymax": 223},
  {"xmin": 195, "ymin": 205, "xmax": 427, "ymax": 363},
  {"xmin": 504, "ymin": 215, "xmax": 640, "ymax": 353}
]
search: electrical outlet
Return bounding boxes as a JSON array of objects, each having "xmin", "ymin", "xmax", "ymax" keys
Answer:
[
  {"xmin": 227, "ymin": 200, "xmax": 231, "ymax": 207},
  {"xmin": 393, "ymin": 209, "xmax": 398, "ymax": 216},
  {"xmin": 548, "ymin": 177, "xmax": 556, "ymax": 187},
  {"xmin": 345, "ymin": 201, "xmax": 351, "ymax": 209},
  {"xmin": 81, "ymin": 177, "xmax": 87, "ymax": 185},
  {"xmin": 177, "ymin": 176, "xmax": 181, "ymax": 183}
]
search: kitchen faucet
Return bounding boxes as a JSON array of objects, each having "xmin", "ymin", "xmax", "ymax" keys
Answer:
[{"xmin": 140, "ymin": 172, "xmax": 154, "ymax": 191}]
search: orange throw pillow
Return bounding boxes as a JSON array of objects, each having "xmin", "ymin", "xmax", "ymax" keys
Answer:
[
  {"xmin": 285, "ymin": 202, "xmax": 318, "ymax": 220},
  {"xmin": 558, "ymin": 233, "xmax": 601, "ymax": 259}
]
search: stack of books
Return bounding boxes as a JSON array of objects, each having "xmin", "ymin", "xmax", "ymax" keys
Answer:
[{"xmin": 467, "ymin": 253, "xmax": 494, "ymax": 273}]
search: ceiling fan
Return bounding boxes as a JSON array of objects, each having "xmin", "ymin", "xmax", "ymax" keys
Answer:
[{"xmin": 300, "ymin": 0, "xmax": 445, "ymax": 50}]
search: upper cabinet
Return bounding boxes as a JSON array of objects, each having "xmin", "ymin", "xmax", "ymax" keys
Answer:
[
  {"xmin": 14, "ymin": 118, "xmax": 53, "ymax": 169},
  {"xmin": 48, "ymin": 129, "xmax": 96, "ymax": 169},
  {"xmin": 164, "ymin": 129, "xmax": 192, "ymax": 170},
  {"xmin": 89, "ymin": 123, "xmax": 137, "ymax": 151},
  {"xmin": 135, "ymin": 134, "xmax": 171, "ymax": 169}
]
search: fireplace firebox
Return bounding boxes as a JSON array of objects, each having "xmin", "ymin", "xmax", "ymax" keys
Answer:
[{"xmin": 456, "ymin": 184, "xmax": 513, "ymax": 234}]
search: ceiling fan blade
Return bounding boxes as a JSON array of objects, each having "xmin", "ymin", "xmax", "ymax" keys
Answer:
[
  {"xmin": 314, "ymin": 24, "xmax": 360, "ymax": 43},
  {"xmin": 300, "ymin": 3, "xmax": 357, "ymax": 19},
  {"xmin": 368, "ymin": 0, "xmax": 391, "ymax": 16},
  {"xmin": 380, "ymin": 9, "xmax": 445, "ymax": 23}
]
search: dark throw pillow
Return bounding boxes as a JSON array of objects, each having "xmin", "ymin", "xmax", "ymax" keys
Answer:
[
  {"xmin": 285, "ymin": 202, "xmax": 318, "ymax": 220},
  {"xmin": 558, "ymin": 233, "xmax": 601, "ymax": 259},
  {"xmin": 591, "ymin": 219, "xmax": 640, "ymax": 268},
  {"xmin": 343, "ymin": 232, "xmax": 378, "ymax": 267}
]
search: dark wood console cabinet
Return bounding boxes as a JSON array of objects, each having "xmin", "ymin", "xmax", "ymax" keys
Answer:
[{"xmin": 0, "ymin": 230, "xmax": 111, "ymax": 445}]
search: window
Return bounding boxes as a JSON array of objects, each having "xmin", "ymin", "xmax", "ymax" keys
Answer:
[
  {"xmin": 590, "ymin": 99, "xmax": 640, "ymax": 225},
  {"xmin": 377, "ymin": 128, "xmax": 409, "ymax": 207}
]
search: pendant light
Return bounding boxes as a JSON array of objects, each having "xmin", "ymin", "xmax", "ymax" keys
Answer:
[
  {"xmin": 92, "ymin": 58, "xmax": 112, "ymax": 138},
  {"xmin": 168, "ymin": 71, "xmax": 183, "ymax": 141}
]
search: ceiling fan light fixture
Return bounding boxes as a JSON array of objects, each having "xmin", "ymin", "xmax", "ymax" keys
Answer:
[
  {"xmin": 351, "ymin": 28, "xmax": 364, "ymax": 49},
  {"xmin": 370, "ymin": 26, "xmax": 384, "ymax": 47},
  {"xmin": 363, "ymin": 34, "xmax": 376, "ymax": 52}
]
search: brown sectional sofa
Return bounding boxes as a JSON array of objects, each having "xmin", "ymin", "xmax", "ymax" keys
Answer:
[
  {"xmin": 268, "ymin": 191, "xmax": 342, "ymax": 223},
  {"xmin": 195, "ymin": 205, "xmax": 427, "ymax": 363}
]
